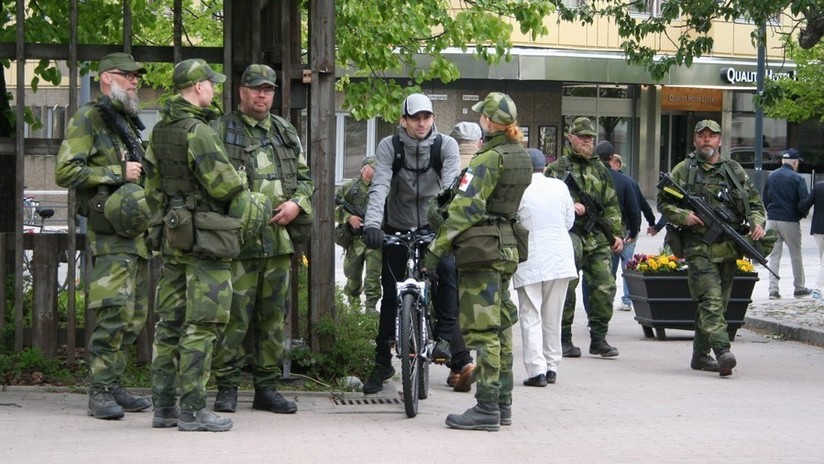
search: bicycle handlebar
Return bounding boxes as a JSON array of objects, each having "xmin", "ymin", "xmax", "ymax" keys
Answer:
[{"xmin": 382, "ymin": 229, "xmax": 436, "ymax": 248}]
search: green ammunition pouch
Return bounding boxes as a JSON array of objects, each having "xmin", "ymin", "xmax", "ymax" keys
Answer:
[
  {"xmin": 87, "ymin": 187, "xmax": 116, "ymax": 235},
  {"xmin": 335, "ymin": 223, "xmax": 354, "ymax": 248},
  {"xmin": 163, "ymin": 207, "xmax": 194, "ymax": 251},
  {"xmin": 512, "ymin": 221, "xmax": 529, "ymax": 263},
  {"xmin": 287, "ymin": 210, "xmax": 314, "ymax": 245},
  {"xmin": 453, "ymin": 223, "xmax": 501, "ymax": 267},
  {"xmin": 192, "ymin": 211, "xmax": 241, "ymax": 259}
]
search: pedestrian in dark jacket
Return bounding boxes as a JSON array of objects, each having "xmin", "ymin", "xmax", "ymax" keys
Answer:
[{"xmin": 763, "ymin": 148, "xmax": 812, "ymax": 299}]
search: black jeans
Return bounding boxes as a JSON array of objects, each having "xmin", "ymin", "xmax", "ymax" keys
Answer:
[{"xmin": 374, "ymin": 230, "xmax": 472, "ymax": 370}]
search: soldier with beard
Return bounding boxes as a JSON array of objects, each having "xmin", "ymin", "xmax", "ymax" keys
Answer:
[
  {"xmin": 545, "ymin": 117, "xmax": 624, "ymax": 360},
  {"xmin": 55, "ymin": 52, "xmax": 152, "ymax": 420},
  {"xmin": 658, "ymin": 119, "xmax": 767, "ymax": 377}
]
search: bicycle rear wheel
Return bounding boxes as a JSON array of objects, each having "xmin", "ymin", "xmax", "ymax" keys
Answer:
[{"xmin": 399, "ymin": 293, "xmax": 420, "ymax": 418}]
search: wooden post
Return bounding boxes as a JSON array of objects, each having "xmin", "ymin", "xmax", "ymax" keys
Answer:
[{"xmin": 31, "ymin": 234, "xmax": 59, "ymax": 358}]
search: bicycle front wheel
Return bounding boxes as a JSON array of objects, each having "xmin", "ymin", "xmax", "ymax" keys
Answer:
[{"xmin": 399, "ymin": 293, "xmax": 420, "ymax": 418}]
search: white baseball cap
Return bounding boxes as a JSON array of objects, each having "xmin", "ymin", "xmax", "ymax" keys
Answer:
[{"xmin": 402, "ymin": 93, "xmax": 434, "ymax": 117}]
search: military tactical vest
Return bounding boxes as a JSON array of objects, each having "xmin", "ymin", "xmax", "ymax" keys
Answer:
[
  {"xmin": 151, "ymin": 118, "xmax": 214, "ymax": 211},
  {"xmin": 221, "ymin": 112, "xmax": 301, "ymax": 197},
  {"xmin": 684, "ymin": 154, "xmax": 751, "ymax": 227},
  {"xmin": 486, "ymin": 143, "xmax": 533, "ymax": 217}
]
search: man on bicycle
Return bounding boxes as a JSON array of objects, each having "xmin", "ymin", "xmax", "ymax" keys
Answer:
[{"xmin": 362, "ymin": 93, "xmax": 475, "ymax": 394}]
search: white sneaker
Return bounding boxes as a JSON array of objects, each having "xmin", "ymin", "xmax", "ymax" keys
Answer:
[
  {"xmin": 812, "ymin": 289, "xmax": 822, "ymax": 301},
  {"xmin": 616, "ymin": 302, "xmax": 632, "ymax": 312}
]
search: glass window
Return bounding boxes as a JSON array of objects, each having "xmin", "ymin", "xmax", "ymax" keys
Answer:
[{"xmin": 342, "ymin": 115, "xmax": 368, "ymax": 179}]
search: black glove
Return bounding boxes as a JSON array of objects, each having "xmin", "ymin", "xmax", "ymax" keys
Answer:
[{"xmin": 363, "ymin": 227, "xmax": 385, "ymax": 249}]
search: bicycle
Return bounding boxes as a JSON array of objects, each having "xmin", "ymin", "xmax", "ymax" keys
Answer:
[
  {"xmin": 383, "ymin": 229, "xmax": 437, "ymax": 418},
  {"xmin": 22, "ymin": 206, "xmax": 82, "ymax": 293}
]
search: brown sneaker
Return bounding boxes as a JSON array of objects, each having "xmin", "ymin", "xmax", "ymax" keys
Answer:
[{"xmin": 452, "ymin": 363, "xmax": 475, "ymax": 392}]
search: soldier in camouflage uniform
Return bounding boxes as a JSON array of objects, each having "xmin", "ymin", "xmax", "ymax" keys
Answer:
[
  {"xmin": 335, "ymin": 156, "xmax": 382, "ymax": 313},
  {"xmin": 55, "ymin": 52, "xmax": 152, "ymax": 420},
  {"xmin": 658, "ymin": 119, "xmax": 768, "ymax": 377},
  {"xmin": 210, "ymin": 64, "xmax": 314, "ymax": 415},
  {"xmin": 424, "ymin": 92, "xmax": 532, "ymax": 431},
  {"xmin": 145, "ymin": 59, "xmax": 247, "ymax": 432},
  {"xmin": 545, "ymin": 117, "xmax": 624, "ymax": 359}
]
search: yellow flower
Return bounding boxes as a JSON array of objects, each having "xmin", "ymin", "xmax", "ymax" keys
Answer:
[{"xmin": 301, "ymin": 253, "xmax": 309, "ymax": 267}]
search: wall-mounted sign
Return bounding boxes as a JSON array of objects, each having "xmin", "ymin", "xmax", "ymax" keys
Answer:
[
  {"xmin": 427, "ymin": 94, "xmax": 447, "ymax": 101},
  {"xmin": 661, "ymin": 87, "xmax": 723, "ymax": 112},
  {"xmin": 462, "ymin": 95, "xmax": 480, "ymax": 101},
  {"xmin": 720, "ymin": 67, "xmax": 795, "ymax": 85}
]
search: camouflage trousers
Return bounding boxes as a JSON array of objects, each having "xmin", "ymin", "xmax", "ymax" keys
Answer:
[
  {"xmin": 213, "ymin": 254, "xmax": 291, "ymax": 389},
  {"xmin": 562, "ymin": 233, "xmax": 616, "ymax": 342},
  {"xmin": 343, "ymin": 237, "xmax": 382, "ymax": 311},
  {"xmin": 87, "ymin": 253, "xmax": 149, "ymax": 386},
  {"xmin": 687, "ymin": 256, "xmax": 736, "ymax": 356},
  {"xmin": 151, "ymin": 256, "xmax": 232, "ymax": 412},
  {"xmin": 457, "ymin": 261, "xmax": 518, "ymax": 406}
]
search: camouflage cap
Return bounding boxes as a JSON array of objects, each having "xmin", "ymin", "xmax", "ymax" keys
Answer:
[
  {"xmin": 694, "ymin": 119, "xmax": 721, "ymax": 133},
  {"xmin": 98, "ymin": 52, "xmax": 146, "ymax": 74},
  {"xmin": 362, "ymin": 156, "xmax": 376, "ymax": 167},
  {"xmin": 173, "ymin": 59, "xmax": 226, "ymax": 89},
  {"xmin": 568, "ymin": 117, "xmax": 597, "ymax": 136},
  {"xmin": 471, "ymin": 92, "xmax": 517, "ymax": 125},
  {"xmin": 241, "ymin": 64, "xmax": 277, "ymax": 87}
]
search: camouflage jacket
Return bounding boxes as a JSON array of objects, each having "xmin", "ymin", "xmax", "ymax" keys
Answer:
[
  {"xmin": 428, "ymin": 132, "xmax": 530, "ymax": 262},
  {"xmin": 212, "ymin": 111, "xmax": 314, "ymax": 259},
  {"xmin": 335, "ymin": 176, "xmax": 370, "ymax": 230},
  {"xmin": 545, "ymin": 145, "xmax": 622, "ymax": 249},
  {"xmin": 143, "ymin": 95, "xmax": 245, "ymax": 258},
  {"xmin": 54, "ymin": 96, "xmax": 148, "ymax": 258},
  {"xmin": 657, "ymin": 151, "xmax": 766, "ymax": 261}
]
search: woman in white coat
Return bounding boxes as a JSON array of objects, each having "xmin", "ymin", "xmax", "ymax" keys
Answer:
[{"xmin": 513, "ymin": 149, "xmax": 577, "ymax": 386}]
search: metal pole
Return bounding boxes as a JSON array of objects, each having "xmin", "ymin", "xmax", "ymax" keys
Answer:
[{"xmin": 754, "ymin": 22, "xmax": 766, "ymax": 193}]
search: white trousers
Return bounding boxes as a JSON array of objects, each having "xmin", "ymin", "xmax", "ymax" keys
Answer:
[{"xmin": 516, "ymin": 277, "xmax": 572, "ymax": 378}]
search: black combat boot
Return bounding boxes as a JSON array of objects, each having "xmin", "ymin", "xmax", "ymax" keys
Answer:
[
  {"xmin": 178, "ymin": 408, "xmax": 233, "ymax": 432},
  {"xmin": 716, "ymin": 350, "xmax": 737, "ymax": 377},
  {"xmin": 499, "ymin": 403, "xmax": 512, "ymax": 426},
  {"xmin": 589, "ymin": 339, "xmax": 619, "ymax": 357},
  {"xmin": 252, "ymin": 388, "xmax": 297, "ymax": 414},
  {"xmin": 213, "ymin": 387, "xmax": 238, "ymax": 413},
  {"xmin": 690, "ymin": 353, "xmax": 720, "ymax": 372},
  {"xmin": 152, "ymin": 405, "xmax": 180, "ymax": 428},
  {"xmin": 87, "ymin": 386, "xmax": 125, "ymax": 420},
  {"xmin": 111, "ymin": 383, "xmax": 152, "ymax": 412},
  {"xmin": 562, "ymin": 340, "xmax": 581, "ymax": 358},
  {"xmin": 445, "ymin": 402, "xmax": 501, "ymax": 431}
]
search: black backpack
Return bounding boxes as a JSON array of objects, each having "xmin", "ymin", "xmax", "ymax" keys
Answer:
[{"xmin": 391, "ymin": 134, "xmax": 443, "ymax": 176}]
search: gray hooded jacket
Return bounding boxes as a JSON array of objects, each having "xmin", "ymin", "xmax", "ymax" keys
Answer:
[{"xmin": 364, "ymin": 125, "xmax": 460, "ymax": 231}]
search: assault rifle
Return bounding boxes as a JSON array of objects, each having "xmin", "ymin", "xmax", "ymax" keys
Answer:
[
  {"xmin": 561, "ymin": 172, "xmax": 616, "ymax": 244},
  {"xmin": 334, "ymin": 197, "xmax": 366, "ymax": 221},
  {"xmin": 96, "ymin": 95, "xmax": 146, "ymax": 164},
  {"xmin": 657, "ymin": 172, "xmax": 779, "ymax": 278}
]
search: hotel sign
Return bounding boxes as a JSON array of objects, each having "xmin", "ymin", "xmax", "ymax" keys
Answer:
[
  {"xmin": 720, "ymin": 67, "xmax": 795, "ymax": 85},
  {"xmin": 661, "ymin": 87, "xmax": 723, "ymax": 112}
]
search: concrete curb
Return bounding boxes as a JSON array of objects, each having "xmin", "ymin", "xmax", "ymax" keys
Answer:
[{"xmin": 744, "ymin": 315, "xmax": 824, "ymax": 348}]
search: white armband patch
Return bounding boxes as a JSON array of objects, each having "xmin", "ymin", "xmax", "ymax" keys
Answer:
[{"xmin": 458, "ymin": 172, "xmax": 473, "ymax": 192}]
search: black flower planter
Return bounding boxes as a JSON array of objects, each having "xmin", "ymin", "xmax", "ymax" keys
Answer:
[{"xmin": 623, "ymin": 270, "xmax": 758, "ymax": 340}]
